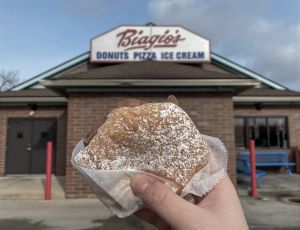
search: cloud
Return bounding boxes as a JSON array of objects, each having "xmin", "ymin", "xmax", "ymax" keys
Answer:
[{"xmin": 148, "ymin": 0, "xmax": 300, "ymax": 91}]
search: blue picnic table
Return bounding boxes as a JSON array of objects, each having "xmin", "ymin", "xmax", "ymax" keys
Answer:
[
  {"xmin": 237, "ymin": 151, "xmax": 296, "ymax": 187},
  {"xmin": 238, "ymin": 151, "xmax": 295, "ymax": 174}
]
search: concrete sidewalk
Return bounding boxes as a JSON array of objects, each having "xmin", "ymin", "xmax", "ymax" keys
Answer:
[
  {"xmin": 237, "ymin": 172, "xmax": 300, "ymax": 229},
  {"xmin": 0, "ymin": 176, "xmax": 65, "ymax": 199},
  {"xmin": 238, "ymin": 173, "xmax": 300, "ymax": 196},
  {"xmin": 0, "ymin": 196, "xmax": 299, "ymax": 230},
  {"xmin": 240, "ymin": 195, "xmax": 300, "ymax": 229},
  {"xmin": 0, "ymin": 173, "xmax": 299, "ymax": 229}
]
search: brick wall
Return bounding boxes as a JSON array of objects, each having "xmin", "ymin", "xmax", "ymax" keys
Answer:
[
  {"xmin": 0, "ymin": 106, "xmax": 67, "ymax": 176},
  {"xmin": 234, "ymin": 105, "xmax": 300, "ymax": 151},
  {"xmin": 66, "ymin": 93, "xmax": 236, "ymax": 198}
]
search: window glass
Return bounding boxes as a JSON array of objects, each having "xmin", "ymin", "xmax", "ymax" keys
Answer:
[
  {"xmin": 247, "ymin": 118, "xmax": 255, "ymax": 144},
  {"xmin": 247, "ymin": 118, "xmax": 267, "ymax": 147},
  {"xmin": 234, "ymin": 118, "xmax": 245, "ymax": 147},
  {"xmin": 255, "ymin": 118, "xmax": 268, "ymax": 147},
  {"xmin": 17, "ymin": 132, "xmax": 23, "ymax": 138},
  {"xmin": 268, "ymin": 118, "xmax": 288, "ymax": 148},
  {"xmin": 234, "ymin": 117, "xmax": 288, "ymax": 148}
]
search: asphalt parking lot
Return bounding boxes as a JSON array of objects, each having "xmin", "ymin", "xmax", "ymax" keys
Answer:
[
  {"xmin": 0, "ymin": 199, "xmax": 155, "ymax": 230},
  {"xmin": 1, "ymin": 195, "xmax": 300, "ymax": 230}
]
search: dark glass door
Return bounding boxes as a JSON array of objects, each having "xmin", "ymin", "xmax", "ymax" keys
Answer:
[{"xmin": 6, "ymin": 118, "xmax": 57, "ymax": 174}]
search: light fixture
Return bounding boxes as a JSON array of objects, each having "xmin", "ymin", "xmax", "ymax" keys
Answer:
[
  {"xmin": 254, "ymin": 102, "xmax": 263, "ymax": 111},
  {"xmin": 28, "ymin": 104, "xmax": 38, "ymax": 116}
]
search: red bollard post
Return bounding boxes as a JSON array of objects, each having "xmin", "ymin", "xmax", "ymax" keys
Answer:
[
  {"xmin": 45, "ymin": 141, "xmax": 52, "ymax": 200},
  {"xmin": 249, "ymin": 139, "xmax": 257, "ymax": 198}
]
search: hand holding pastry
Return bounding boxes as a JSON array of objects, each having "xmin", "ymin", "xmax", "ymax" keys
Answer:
[
  {"xmin": 72, "ymin": 95, "xmax": 229, "ymax": 217},
  {"xmin": 77, "ymin": 99, "xmax": 209, "ymax": 192},
  {"xmin": 131, "ymin": 174, "xmax": 248, "ymax": 230}
]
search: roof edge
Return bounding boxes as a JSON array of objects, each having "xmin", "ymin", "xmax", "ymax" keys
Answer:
[
  {"xmin": 10, "ymin": 50, "xmax": 287, "ymax": 91},
  {"xmin": 10, "ymin": 52, "xmax": 89, "ymax": 91},
  {"xmin": 211, "ymin": 52, "xmax": 286, "ymax": 90}
]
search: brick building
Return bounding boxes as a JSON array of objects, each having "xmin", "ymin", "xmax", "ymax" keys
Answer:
[{"xmin": 1, "ymin": 25, "xmax": 299, "ymax": 198}]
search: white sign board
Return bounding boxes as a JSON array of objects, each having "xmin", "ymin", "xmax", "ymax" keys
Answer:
[{"xmin": 90, "ymin": 25, "xmax": 210, "ymax": 63}]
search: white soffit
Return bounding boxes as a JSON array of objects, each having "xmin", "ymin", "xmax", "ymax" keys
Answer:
[{"xmin": 233, "ymin": 96, "xmax": 300, "ymax": 102}]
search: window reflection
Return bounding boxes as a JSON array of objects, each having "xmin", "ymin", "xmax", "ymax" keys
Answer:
[
  {"xmin": 268, "ymin": 118, "xmax": 287, "ymax": 148},
  {"xmin": 234, "ymin": 117, "xmax": 288, "ymax": 148},
  {"xmin": 234, "ymin": 118, "xmax": 245, "ymax": 147}
]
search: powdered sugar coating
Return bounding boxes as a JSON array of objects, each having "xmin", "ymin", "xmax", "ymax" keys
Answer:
[{"xmin": 76, "ymin": 102, "xmax": 209, "ymax": 187}]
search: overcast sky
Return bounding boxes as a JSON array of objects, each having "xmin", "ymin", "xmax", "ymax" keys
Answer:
[{"xmin": 1, "ymin": 0, "xmax": 299, "ymax": 91}]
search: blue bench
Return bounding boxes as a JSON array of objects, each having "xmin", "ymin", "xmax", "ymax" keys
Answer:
[
  {"xmin": 238, "ymin": 152, "xmax": 295, "ymax": 175},
  {"xmin": 237, "ymin": 157, "xmax": 266, "ymax": 188}
]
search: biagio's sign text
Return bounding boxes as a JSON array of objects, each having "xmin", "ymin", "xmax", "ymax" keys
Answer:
[{"xmin": 91, "ymin": 25, "xmax": 210, "ymax": 62}]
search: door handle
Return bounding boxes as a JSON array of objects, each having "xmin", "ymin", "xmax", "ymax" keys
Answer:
[{"xmin": 26, "ymin": 143, "xmax": 32, "ymax": 151}]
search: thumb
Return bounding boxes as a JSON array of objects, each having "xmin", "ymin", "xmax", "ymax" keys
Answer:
[{"xmin": 131, "ymin": 174, "xmax": 195, "ymax": 226}]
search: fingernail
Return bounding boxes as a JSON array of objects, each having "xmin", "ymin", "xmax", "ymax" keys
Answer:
[{"xmin": 131, "ymin": 175, "xmax": 149, "ymax": 196}]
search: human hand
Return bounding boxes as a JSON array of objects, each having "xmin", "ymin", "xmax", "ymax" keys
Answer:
[{"xmin": 131, "ymin": 173, "xmax": 248, "ymax": 230}]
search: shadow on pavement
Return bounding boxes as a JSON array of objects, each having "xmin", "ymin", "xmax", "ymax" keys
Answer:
[{"xmin": 0, "ymin": 218, "xmax": 52, "ymax": 230}]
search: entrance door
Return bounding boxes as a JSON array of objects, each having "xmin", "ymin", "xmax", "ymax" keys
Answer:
[{"xmin": 6, "ymin": 118, "xmax": 57, "ymax": 174}]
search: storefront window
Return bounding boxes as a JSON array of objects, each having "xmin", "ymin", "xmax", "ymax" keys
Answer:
[
  {"xmin": 234, "ymin": 118, "xmax": 245, "ymax": 147},
  {"xmin": 268, "ymin": 118, "xmax": 288, "ymax": 148},
  {"xmin": 248, "ymin": 118, "xmax": 268, "ymax": 147},
  {"xmin": 234, "ymin": 117, "xmax": 288, "ymax": 148}
]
